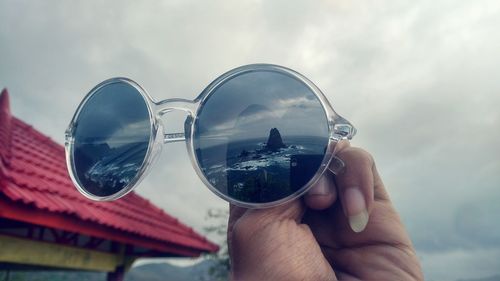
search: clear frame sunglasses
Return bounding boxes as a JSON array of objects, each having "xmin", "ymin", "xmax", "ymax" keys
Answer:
[{"xmin": 65, "ymin": 64, "xmax": 356, "ymax": 208}]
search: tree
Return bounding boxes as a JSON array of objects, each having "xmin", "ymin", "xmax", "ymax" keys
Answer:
[{"xmin": 202, "ymin": 208, "xmax": 230, "ymax": 281}]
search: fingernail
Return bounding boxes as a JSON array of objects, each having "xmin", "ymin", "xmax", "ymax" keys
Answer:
[
  {"xmin": 344, "ymin": 187, "xmax": 369, "ymax": 233},
  {"xmin": 308, "ymin": 177, "xmax": 332, "ymax": 195}
]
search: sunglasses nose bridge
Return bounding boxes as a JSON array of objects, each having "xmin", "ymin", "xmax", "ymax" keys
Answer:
[
  {"xmin": 154, "ymin": 98, "xmax": 198, "ymax": 144},
  {"xmin": 155, "ymin": 98, "xmax": 198, "ymax": 116}
]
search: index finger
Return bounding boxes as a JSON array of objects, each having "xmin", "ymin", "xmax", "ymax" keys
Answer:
[{"xmin": 334, "ymin": 147, "xmax": 376, "ymax": 233}]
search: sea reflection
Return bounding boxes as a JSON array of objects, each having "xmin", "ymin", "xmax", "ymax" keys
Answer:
[{"xmin": 75, "ymin": 140, "xmax": 148, "ymax": 196}]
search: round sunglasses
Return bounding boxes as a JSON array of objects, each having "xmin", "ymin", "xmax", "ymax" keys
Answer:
[{"xmin": 65, "ymin": 64, "xmax": 356, "ymax": 208}]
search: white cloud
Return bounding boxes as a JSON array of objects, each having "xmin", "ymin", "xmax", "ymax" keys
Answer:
[
  {"xmin": 1, "ymin": 0, "xmax": 499, "ymax": 279},
  {"xmin": 421, "ymin": 248, "xmax": 500, "ymax": 281}
]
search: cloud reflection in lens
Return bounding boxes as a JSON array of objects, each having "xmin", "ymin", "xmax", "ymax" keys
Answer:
[{"xmin": 193, "ymin": 70, "xmax": 329, "ymax": 204}]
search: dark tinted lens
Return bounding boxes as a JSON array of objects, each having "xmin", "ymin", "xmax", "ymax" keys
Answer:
[
  {"xmin": 193, "ymin": 70, "xmax": 329, "ymax": 204},
  {"xmin": 72, "ymin": 81, "xmax": 151, "ymax": 197}
]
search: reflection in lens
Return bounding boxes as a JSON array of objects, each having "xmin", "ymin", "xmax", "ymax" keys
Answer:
[
  {"xmin": 72, "ymin": 81, "xmax": 151, "ymax": 197},
  {"xmin": 193, "ymin": 70, "xmax": 329, "ymax": 204}
]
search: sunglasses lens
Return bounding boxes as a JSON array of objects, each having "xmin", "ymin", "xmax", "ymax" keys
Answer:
[
  {"xmin": 71, "ymin": 81, "xmax": 151, "ymax": 198},
  {"xmin": 194, "ymin": 69, "xmax": 329, "ymax": 204}
]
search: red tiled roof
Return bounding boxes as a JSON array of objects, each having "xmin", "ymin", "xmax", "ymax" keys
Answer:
[{"xmin": 0, "ymin": 88, "xmax": 218, "ymax": 256}]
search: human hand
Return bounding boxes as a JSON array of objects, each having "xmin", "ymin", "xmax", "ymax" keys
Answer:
[{"xmin": 227, "ymin": 141, "xmax": 423, "ymax": 281}]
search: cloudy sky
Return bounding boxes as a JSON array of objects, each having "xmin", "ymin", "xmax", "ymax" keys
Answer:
[{"xmin": 1, "ymin": 1, "xmax": 499, "ymax": 280}]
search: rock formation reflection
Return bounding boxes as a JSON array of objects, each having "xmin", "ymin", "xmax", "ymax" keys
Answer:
[{"xmin": 199, "ymin": 128, "xmax": 326, "ymax": 203}]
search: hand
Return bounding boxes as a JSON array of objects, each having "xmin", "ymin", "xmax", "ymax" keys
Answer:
[{"xmin": 227, "ymin": 141, "xmax": 423, "ymax": 281}]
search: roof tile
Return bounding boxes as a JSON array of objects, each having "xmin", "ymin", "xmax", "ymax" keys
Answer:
[{"xmin": 0, "ymin": 90, "xmax": 218, "ymax": 254}]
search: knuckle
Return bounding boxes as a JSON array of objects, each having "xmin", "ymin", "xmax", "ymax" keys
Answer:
[
  {"xmin": 230, "ymin": 219, "xmax": 250, "ymax": 243},
  {"xmin": 338, "ymin": 146, "xmax": 375, "ymax": 167},
  {"xmin": 338, "ymin": 171, "xmax": 359, "ymax": 186},
  {"xmin": 357, "ymin": 148, "xmax": 375, "ymax": 167},
  {"xmin": 352, "ymin": 147, "xmax": 374, "ymax": 161}
]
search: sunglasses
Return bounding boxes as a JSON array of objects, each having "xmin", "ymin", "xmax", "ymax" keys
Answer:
[{"xmin": 65, "ymin": 64, "xmax": 356, "ymax": 208}]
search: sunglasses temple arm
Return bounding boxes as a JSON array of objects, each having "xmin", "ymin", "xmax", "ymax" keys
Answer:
[
  {"xmin": 331, "ymin": 115, "xmax": 357, "ymax": 141},
  {"xmin": 327, "ymin": 156, "xmax": 345, "ymax": 175}
]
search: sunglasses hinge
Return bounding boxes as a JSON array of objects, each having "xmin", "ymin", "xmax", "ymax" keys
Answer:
[{"xmin": 330, "ymin": 121, "xmax": 357, "ymax": 141}]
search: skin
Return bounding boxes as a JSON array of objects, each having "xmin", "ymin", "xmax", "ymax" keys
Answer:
[{"xmin": 227, "ymin": 141, "xmax": 424, "ymax": 281}]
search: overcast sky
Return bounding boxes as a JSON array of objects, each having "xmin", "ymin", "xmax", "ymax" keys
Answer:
[{"xmin": 1, "ymin": 1, "xmax": 499, "ymax": 280}]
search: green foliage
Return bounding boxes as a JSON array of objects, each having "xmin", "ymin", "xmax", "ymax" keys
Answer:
[
  {"xmin": 229, "ymin": 169, "xmax": 293, "ymax": 203},
  {"xmin": 202, "ymin": 208, "xmax": 230, "ymax": 281},
  {"xmin": 0, "ymin": 270, "xmax": 104, "ymax": 281},
  {"xmin": 0, "ymin": 209, "xmax": 231, "ymax": 281}
]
